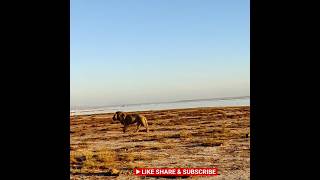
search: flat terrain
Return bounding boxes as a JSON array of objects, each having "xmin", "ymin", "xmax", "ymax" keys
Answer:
[{"xmin": 70, "ymin": 106, "xmax": 250, "ymax": 179}]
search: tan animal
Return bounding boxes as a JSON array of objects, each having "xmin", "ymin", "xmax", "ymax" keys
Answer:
[{"xmin": 112, "ymin": 111, "xmax": 149, "ymax": 133}]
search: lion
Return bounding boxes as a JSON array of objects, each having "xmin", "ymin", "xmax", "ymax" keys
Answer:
[{"xmin": 112, "ymin": 111, "xmax": 149, "ymax": 133}]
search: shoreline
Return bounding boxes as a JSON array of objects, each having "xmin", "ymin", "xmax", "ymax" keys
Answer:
[
  {"xmin": 70, "ymin": 97, "xmax": 250, "ymax": 116},
  {"xmin": 70, "ymin": 105, "xmax": 250, "ymax": 117},
  {"xmin": 71, "ymin": 96, "xmax": 250, "ymax": 110}
]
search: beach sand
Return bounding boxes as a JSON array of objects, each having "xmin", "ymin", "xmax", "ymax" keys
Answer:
[{"xmin": 70, "ymin": 106, "xmax": 250, "ymax": 179}]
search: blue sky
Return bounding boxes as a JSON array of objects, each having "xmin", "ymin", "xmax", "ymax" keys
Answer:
[{"xmin": 71, "ymin": 0, "xmax": 250, "ymax": 107}]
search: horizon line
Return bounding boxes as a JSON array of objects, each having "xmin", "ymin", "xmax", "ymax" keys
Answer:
[{"xmin": 70, "ymin": 95, "xmax": 250, "ymax": 110}]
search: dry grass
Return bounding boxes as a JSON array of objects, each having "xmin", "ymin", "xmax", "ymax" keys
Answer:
[
  {"xmin": 94, "ymin": 148, "xmax": 117, "ymax": 162},
  {"xmin": 200, "ymin": 138, "xmax": 224, "ymax": 146},
  {"xmin": 70, "ymin": 106, "xmax": 250, "ymax": 179},
  {"xmin": 151, "ymin": 130, "xmax": 192, "ymax": 140},
  {"xmin": 149, "ymin": 133, "xmax": 178, "ymax": 139},
  {"xmin": 70, "ymin": 148, "xmax": 119, "ymax": 174},
  {"xmin": 227, "ymin": 131, "xmax": 249, "ymax": 139},
  {"xmin": 118, "ymin": 153, "xmax": 135, "ymax": 162},
  {"xmin": 127, "ymin": 161, "xmax": 147, "ymax": 169},
  {"xmin": 179, "ymin": 130, "xmax": 192, "ymax": 138},
  {"xmin": 70, "ymin": 149, "xmax": 93, "ymax": 164}
]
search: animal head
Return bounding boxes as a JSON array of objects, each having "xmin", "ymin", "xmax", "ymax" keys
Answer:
[{"xmin": 112, "ymin": 111, "xmax": 125, "ymax": 121}]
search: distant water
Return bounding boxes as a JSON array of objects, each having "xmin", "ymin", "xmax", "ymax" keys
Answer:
[{"xmin": 70, "ymin": 96, "xmax": 250, "ymax": 116}]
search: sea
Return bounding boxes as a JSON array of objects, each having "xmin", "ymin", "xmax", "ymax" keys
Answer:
[{"xmin": 70, "ymin": 96, "xmax": 250, "ymax": 116}]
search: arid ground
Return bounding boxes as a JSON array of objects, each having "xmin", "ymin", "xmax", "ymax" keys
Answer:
[{"xmin": 70, "ymin": 106, "xmax": 250, "ymax": 179}]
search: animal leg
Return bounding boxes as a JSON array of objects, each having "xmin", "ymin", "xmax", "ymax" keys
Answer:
[
  {"xmin": 142, "ymin": 119, "xmax": 149, "ymax": 133},
  {"xmin": 146, "ymin": 123, "xmax": 149, "ymax": 133},
  {"xmin": 135, "ymin": 123, "xmax": 142, "ymax": 132},
  {"xmin": 123, "ymin": 125, "xmax": 128, "ymax": 133}
]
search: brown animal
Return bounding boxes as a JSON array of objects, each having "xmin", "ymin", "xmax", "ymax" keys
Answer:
[{"xmin": 112, "ymin": 111, "xmax": 149, "ymax": 133}]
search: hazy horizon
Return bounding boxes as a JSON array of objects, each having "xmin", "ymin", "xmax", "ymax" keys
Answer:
[
  {"xmin": 71, "ymin": 95, "xmax": 250, "ymax": 109},
  {"xmin": 71, "ymin": 0, "xmax": 250, "ymax": 107}
]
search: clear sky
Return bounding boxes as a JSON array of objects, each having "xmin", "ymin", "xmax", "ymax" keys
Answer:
[{"xmin": 71, "ymin": 0, "xmax": 250, "ymax": 108}]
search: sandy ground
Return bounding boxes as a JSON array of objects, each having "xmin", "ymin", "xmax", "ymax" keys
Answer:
[{"xmin": 70, "ymin": 106, "xmax": 250, "ymax": 179}]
